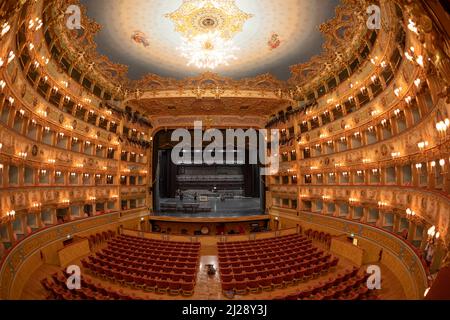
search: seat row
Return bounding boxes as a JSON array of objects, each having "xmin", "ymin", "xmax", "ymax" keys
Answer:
[
  {"xmin": 115, "ymin": 235, "xmax": 200, "ymax": 249},
  {"xmin": 89, "ymin": 256, "xmax": 197, "ymax": 275},
  {"xmin": 221, "ymin": 256, "xmax": 336, "ymax": 285},
  {"xmin": 221, "ymin": 255, "xmax": 337, "ymax": 280},
  {"xmin": 82, "ymin": 260, "xmax": 195, "ymax": 296},
  {"xmin": 275, "ymin": 268, "xmax": 378, "ymax": 300},
  {"xmin": 218, "ymin": 241, "xmax": 312, "ymax": 254},
  {"xmin": 109, "ymin": 240, "xmax": 200, "ymax": 252},
  {"xmin": 41, "ymin": 272, "xmax": 142, "ymax": 300},
  {"xmin": 218, "ymin": 234, "xmax": 306, "ymax": 246},
  {"xmin": 218, "ymin": 246, "xmax": 319, "ymax": 265},
  {"xmin": 88, "ymin": 230, "xmax": 116, "ymax": 248},
  {"xmin": 304, "ymin": 229, "xmax": 332, "ymax": 247},
  {"xmin": 106, "ymin": 244, "xmax": 199, "ymax": 258}
]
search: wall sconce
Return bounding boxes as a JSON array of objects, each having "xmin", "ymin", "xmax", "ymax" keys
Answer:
[
  {"xmin": 417, "ymin": 141, "xmax": 429, "ymax": 151},
  {"xmin": 1, "ymin": 22, "xmax": 10, "ymax": 37},
  {"xmin": 415, "ymin": 163, "xmax": 423, "ymax": 170},
  {"xmin": 48, "ymin": 159, "xmax": 56, "ymax": 164},
  {"xmin": 406, "ymin": 208, "xmax": 416, "ymax": 220},
  {"xmin": 427, "ymin": 225, "xmax": 440, "ymax": 243},
  {"xmin": 7, "ymin": 51, "xmax": 15, "ymax": 64},
  {"xmin": 394, "ymin": 87, "xmax": 402, "ymax": 97},
  {"xmin": 408, "ymin": 19, "xmax": 419, "ymax": 34},
  {"xmin": 405, "ymin": 96, "xmax": 413, "ymax": 104},
  {"xmin": 416, "ymin": 55, "xmax": 424, "ymax": 67},
  {"xmin": 6, "ymin": 210, "xmax": 16, "ymax": 220},
  {"xmin": 391, "ymin": 152, "xmax": 400, "ymax": 158},
  {"xmin": 414, "ymin": 78, "xmax": 421, "ymax": 88},
  {"xmin": 439, "ymin": 159, "xmax": 445, "ymax": 167},
  {"xmin": 372, "ymin": 169, "xmax": 379, "ymax": 175},
  {"xmin": 435, "ymin": 119, "xmax": 449, "ymax": 133},
  {"xmin": 380, "ymin": 61, "xmax": 387, "ymax": 68},
  {"xmin": 370, "ymin": 75, "xmax": 378, "ymax": 83},
  {"xmin": 378, "ymin": 201, "xmax": 388, "ymax": 209},
  {"xmin": 0, "ymin": 80, "xmax": 6, "ymax": 90},
  {"xmin": 430, "ymin": 161, "xmax": 436, "ymax": 167},
  {"xmin": 55, "ymin": 171, "xmax": 61, "ymax": 177},
  {"xmin": 18, "ymin": 152, "xmax": 28, "ymax": 159}
]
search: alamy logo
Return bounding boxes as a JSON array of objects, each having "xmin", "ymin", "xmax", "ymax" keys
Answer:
[
  {"xmin": 366, "ymin": 265, "xmax": 382, "ymax": 290},
  {"xmin": 66, "ymin": 5, "xmax": 82, "ymax": 30},
  {"xmin": 66, "ymin": 265, "xmax": 81, "ymax": 290},
  {"xmin": 366, "ymin": 5, "xmax": 381, "ymax": 30},
  {"xmin": 171, "ymin": 121, "xmax": 279, "ymax": 176}
]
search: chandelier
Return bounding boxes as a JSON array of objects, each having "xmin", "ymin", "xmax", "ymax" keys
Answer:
[
  {"xmin": 178, "ymin": 31, "xmax": 239, "ymax": 69},
  {"xmin": 166, "ymin": 0, "xmax": 252, "ymax": 69}
]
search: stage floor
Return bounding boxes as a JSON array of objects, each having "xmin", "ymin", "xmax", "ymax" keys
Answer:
[{"xmin": 155, "ymin": 197, "xmax": 263, "ymax": 218}]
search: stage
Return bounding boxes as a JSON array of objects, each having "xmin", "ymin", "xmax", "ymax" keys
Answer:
[{"xmin": 155, "ymin": 197, "xmax": 263, "ymax": 218}]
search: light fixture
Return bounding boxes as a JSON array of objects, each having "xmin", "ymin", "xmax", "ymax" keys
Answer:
[
  {"xmin": 417, "ymin": 141, "xmax": 429, "ymax": 151},
  {"xmin": 168, "ymin": 0, "xmax": 252, "ymax": 70},
  {"xmin": 1, "ymin": 22, "xmax": 10, "ymax": 37},
  {"xmin": 7, "ymin": 51, "xmax": 15, "ymax": 64},
  {"xmin": 414, "ymin": 78, "xmax": 421, "ymax": 87},
  {"xmin": 178, "ymin": 31, "xmax": 239, "ymax": 69},
  {"xmin": 405, "ymin": 96, "xmax": 412, "ymax": 104},
  {"xmin": 407, "ymin": 19, "xmax": 419, "ymax": 34}
]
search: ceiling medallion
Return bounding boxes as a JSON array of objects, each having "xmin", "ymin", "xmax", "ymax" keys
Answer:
[
  {"xmin": 178, "ymin": 31, "xmax": 239, "ymax": 69},
  {"xmin": 165, "ymin": 0, "xmax": 253, "ymax": 40},
  {"xmin": 166, "ymin": 0, "xmax": 253, "ymax": 70}
]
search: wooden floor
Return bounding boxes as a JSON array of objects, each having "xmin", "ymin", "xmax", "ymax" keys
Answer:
[{"xmin": 21, "ymin": 240, "xmax": 406, "ymax": 300}]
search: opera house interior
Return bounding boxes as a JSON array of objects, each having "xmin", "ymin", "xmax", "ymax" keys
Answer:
[{"xmin": 0, "ymin": 0, "xmax": 450, "ymax": 304}]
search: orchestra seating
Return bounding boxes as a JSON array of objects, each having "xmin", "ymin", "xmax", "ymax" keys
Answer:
[
  {"xmin": 304, "ymin": 229, "xmax": 333, "ymax": 248},
  {"xmin": 87, "ymin": 230, "xmax": 116, "ymax": 249},
  {"xmin": 41, "ymin": 271, "xmax": 142, "ymax": 300},
  {"xmin": 218, "ymin": 234, "xmax": 339, "ymax": 295},
  {"xmin": 81, "ymin": 235, "xmax": 200, "ymax": 296},
  {"xmin": 275, "ymin": 267, "xmax": 378, "ymax": 300}
]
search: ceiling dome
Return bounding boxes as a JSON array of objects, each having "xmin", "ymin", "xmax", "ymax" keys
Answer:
[{"xmin": 79, "ymin": 0, "xmax": 340, "ymax": 80}]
